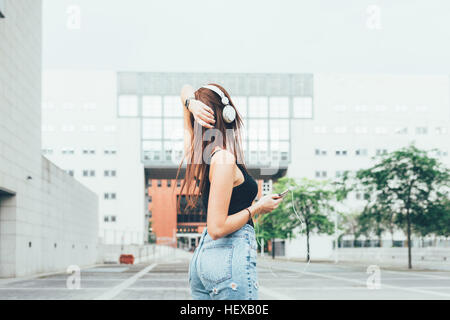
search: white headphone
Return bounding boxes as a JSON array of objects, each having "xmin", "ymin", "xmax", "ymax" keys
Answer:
[{"xmin": 201, "ymin": 85, "xmax": 236, "ymax": 123}]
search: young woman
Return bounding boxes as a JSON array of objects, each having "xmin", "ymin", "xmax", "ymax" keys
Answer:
[{"xmin": 178, "ymin": 83, "xmax": 283, "ymax": 300}]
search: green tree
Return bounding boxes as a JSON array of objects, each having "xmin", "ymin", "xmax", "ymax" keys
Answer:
[
  {"xmin": 356, "ymin": 144, "xmax": 450, "ymax": 269},
  {"xmin": 256, "ymin": 177, "xmax": 334, "ymax": 261}
]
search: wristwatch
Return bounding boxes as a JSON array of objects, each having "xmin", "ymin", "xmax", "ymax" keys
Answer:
[{"xmin": 184, "ymin": 96, "xmax": 195, "ymax": 110}]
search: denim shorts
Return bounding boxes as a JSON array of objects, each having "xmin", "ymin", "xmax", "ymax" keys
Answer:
[{"xmin": 188, "ymin": 223, "xmax": 259, "ymax": 300}]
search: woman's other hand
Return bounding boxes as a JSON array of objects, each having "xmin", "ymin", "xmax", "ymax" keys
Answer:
[
  {"xmin": 188, "ymin": 99, "xmax": 216, "ymax": 129},
  {"xmin": 252, "ymin": 194, "xmax": 284, "ymax": 215}
]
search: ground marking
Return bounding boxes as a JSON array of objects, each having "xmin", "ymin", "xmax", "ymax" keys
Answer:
[{"xmin": 94, "ymin": 263, "xmax": 157, "ymax": 300}]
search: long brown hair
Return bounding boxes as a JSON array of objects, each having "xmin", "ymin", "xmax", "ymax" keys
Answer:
[{"xmin": 175, "ymin": 83, "xmax": 247, "ymax": 211}]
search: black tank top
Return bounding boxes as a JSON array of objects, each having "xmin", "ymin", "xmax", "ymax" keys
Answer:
[{"xmin": 201, "ymin": 149, "xmax": 258, "ymax": 227}]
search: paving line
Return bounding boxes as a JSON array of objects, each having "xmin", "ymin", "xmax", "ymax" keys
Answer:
[
  {"xmin": 258, "ymin": 263, "xmax": 450, "ymax": 299},
  {"xmin": 384, "ymin": 270, "xmax": 450, "ymax": 280},
  {"xmin": 94, "ymin": 263, "xmax": 157, "ymax": 300}
]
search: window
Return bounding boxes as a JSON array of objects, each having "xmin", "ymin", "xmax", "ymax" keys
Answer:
[
  {"xmin": 104, "ymin": 215, "xmax": 117, "ymax": 223},
  {"xmin": 269, "ymin": 97, "xmax": 289, "ymax": 118},
  {"xmin": 62, "ymin": 124, "xmax": 75, "ymax": 132},
  {"xmin": 143, "ymin": 119, "xmax": 162, "ymax": 139},
  {"xmin": 375, "ymin": 127, "xmax": 388, "ymax": 135},
  {"xmin": 435, "ymin": 127, "xmax": 448, "ymax": 135},
  {"xmin": 167, "ymin": 180, "xmax": 172, "ymax": 187},
  {"xmin": 248, "ymin": 119, "xmax": 268, "ymax": 140},
  {"xmin": 66, "ymin": 170, "xmax": 74, "ymax": 177},
  {"xmin": 335, "ymin": 150, "xmax": 347, "ymax": 156},
  {"xmin": 142, "ymin": 96, "xmax": 162, "ymax": 117},
  {"xmin": 315, "ymin": 149, "xmax": 327, "ymax": 156},
  {"xmin": 81, "ymin": 125, "xmax": 96, "ymax": 132},
  {"xmin": 293, "ymin": 97, "xmax": 313, "ymax": 118},
  {"xmin": 157, "ymin": 180, "xmax": 162, "ymax": 187},
  {"xmin": 355, "ymin": 149, "xmax": 368, "ymax": 156},
  {"xmin": 83, "ymin": 170, "xmax": 94, "ymax": 177},
  {"xmin": 104, "ymin": 170, "xmax": 116, "ymax": 177},
  {"xmin": 395, "ymin": 105, "xmax": 408, "ymax": 112},
  {"xmin": 62, "ymin": 148, "xmax": 75, "ymax": 155},
  {"xmin": 163, "ymin": 96, "xmax": 182, "ymax": 117},
  {"xmin": 104, "ymin": 125, "xmax": 116, "ymax": 132},
  {"xmin": 313, "ymin": 126, "xmax": 327, "ymax": 134},
  {"xmin": 415, "ymin": 105, "xmax": 428, "ymax": 112},
  {"xmin": 334, "ymin": 127, "xmax": 347, "ymax": 134},
  {"xmin": 355, "ymin": 126, "xmax": 368, "ymax": 134},
  {"xmin": 104, "ymin": 148, "xmax": 117, "ymax": 155},
  {"xmin": 42, "ymin": 148, "xmax": 54, "ymax": 155},
  {"xmin": 143, "ymin": 141, "xmax": 162, "ymax": 161},
  {"xmin": 82, "ymin": 149, "xmax": 95, "ymax": 155},
  {"xmin": 42, "ymin": 125, "xmax": 55, "ymax": 132},
  {"xmin": 148, "ymin": 196, "xmax": 152, "ymax": 203},
  {"xmin": 233, "ymin": 96, "xmax": 247, "ymax": 117},
  {"xmin": 118, "ymin": 95, "xmax": 138, "ymax": 117},
  {"xmin": 355, "ymin": 105, "xmax": 368, "ymax": 112},
  {"xmin": 376, "ymin": 149, "xmax": 387, "ymax": 156},
  {"xmin": 177, "ymin": 180, "xmax": 181, "ymax": 187},
  {"xmin": 104, "ymin": 193, "xmax": 116, "ymax": 200},
  {"xmin": 270, "ymin": 119, "xmax": 289, "ymax": 140},
  {"xmin": 248, "ymin": 97, "xmax": 268, "ymax": 118},
  {"xmin": 416, "ymin": 127, "xmax": 428, "ymax": 135},
  {"xmin": 333, "ymin": 105, "xmax": 347, "ymax": 112},
  {"xmin": 262, "ymin": 180, "xmax": 272, "ymax": 196},
  {"xmin": 395, "ymin": 127, "xmax": 408, "ymax": 135},
  {"xmin": 164, "ymin": 118, "xmax": 183, "ymax": 140},
  {"xmin": 315, "ymin": 171, "xmax": 327, "ymax": 178},
  {"xmin": 375, "ymin": 105, "xmax": 387, "ymax": 112}
]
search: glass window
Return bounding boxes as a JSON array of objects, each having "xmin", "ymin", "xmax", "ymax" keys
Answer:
[
  {"xmin": 164, "ymin": 118, "xmax": 183, "ymax": 140},
  {"xmin": 293, "ymin": 97, "xmax": 313, "ymax": 118},
  {"xmin": 270, "ymin": 119, "xmax": 289, "ymax": 140},
  {"xmin": 248, "ymin": 119, "xmax": 268, "ymax": 140},
  {"xmin": 143, "ymin": 119, "xmax": 162, "ymax": 139},
  {"xmin": 118, "ymin": 95, "xmax": 138, "ymax": 117},
  {"xmin": 142, "ymin": 96, "xmax": 162, "ymax": 117},
  {"xmin": 416, "ymin": 127, "xmax": 428, "ymax": 135},
  {"xmin": 269, "ymin": 97, "xmax": 289, "ymax": 118},
  {"xmin": 143, "ymin": 141, "xmax": 162, "ymax": 161},
  {"xmin": 163, "ymin": 96, "xmax": 182, "ymax": 117},
  {"xmin": 248, "ymin": 97, "xmax": 268, "ymax": 118},
  {"xmin": 233, "ymin": 96, "xmax": 247, "ymax": 118}
]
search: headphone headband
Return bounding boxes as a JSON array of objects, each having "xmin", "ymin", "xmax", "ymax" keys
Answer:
[
  {"xmin": 201, "ymin": 85, "xmax": 229, "ymax": 105},
  {"xmin": 201, "ymin": 84, "xmax": 235, "ymax": 123}
]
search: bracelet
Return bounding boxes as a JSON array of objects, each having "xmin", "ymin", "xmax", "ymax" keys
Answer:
[{"xmin": 245, "ymin": 208, "xmax": 252, "ymax": 221}]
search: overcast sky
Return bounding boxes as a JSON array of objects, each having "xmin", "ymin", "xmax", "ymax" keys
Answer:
[{"xmin": 42, "ymin": 0, "xmax": 450, "ymax": 74}]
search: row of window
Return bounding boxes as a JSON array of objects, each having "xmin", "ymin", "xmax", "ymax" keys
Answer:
[
  {"xmin": 44, "ymin": 148, "xmax": 117, "ymax": 156},
  {"xmin": 119, "ymin": 95, "xmax": 313, "ymax": 119},
  {"xmin": 315, "ymin": 148, "xmax": 448, "ymax": 158},
  {"xmin": 331, "ymin": 104, "xmax": 431, "ymax": 113},
  {"xmin": 104, "ymin": 215, "xmax": 117, "ymax": 223},
  {"xmin": 142, "ymin": 118, "xmax": 291, "ymax": 140},
  {"xmin": 42, "ymin": 124, "xmax": 117, "ymax": 133},
  {"xmin": 147, "ymin": 180, "xmax": 182, "ymax": 188},
  {"xmin": 43, "ymin": 102, "xmax": 97, "ymax": 110},
  {"xmin": 63, "ymin": 170, "xmax": 117, "ymax": 177},
  {"xmin": 313, "ymin": 126, "xmax": 448, "ymax": 135},
  {"xmin": 315, "ymin": 148, "xmax": 382, "ymax": 157}
]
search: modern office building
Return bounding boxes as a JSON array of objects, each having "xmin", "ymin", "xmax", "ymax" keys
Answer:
[
  {"xmin": 0, "ymin": 0, "xmax": 98, "ymax": 277},
  {"xmin": 41, "ymin": 70, "xmax": 450, "ymax": 255}
]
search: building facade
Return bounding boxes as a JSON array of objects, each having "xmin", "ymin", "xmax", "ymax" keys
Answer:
[
  {"xmin": 41, "ymin": 70, "xmax": 450, "ymax": 256},
  {"xmin": 0, "ymin": 0, "xmax": 98, "ymax": 277}
]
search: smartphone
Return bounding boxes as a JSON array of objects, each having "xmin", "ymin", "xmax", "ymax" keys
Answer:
[{"xmin": 277, "ymin": 189, "xmax": 290, "ymax": 198}]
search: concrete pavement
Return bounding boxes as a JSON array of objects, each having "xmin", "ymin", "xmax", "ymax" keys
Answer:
[{"xmin": 0, "ymin": 254, "xmax": 449, "ymax": 300}]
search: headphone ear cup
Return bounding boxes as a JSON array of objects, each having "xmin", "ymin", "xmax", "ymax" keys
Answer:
[{"xmin": 222, "ymin": 105, "xmax": 236, "ymax": 123}]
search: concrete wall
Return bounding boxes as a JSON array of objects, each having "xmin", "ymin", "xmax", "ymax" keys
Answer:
[
  {"xmin": 336, "ymin": 247, "xmax": 450, "ymax": 270},
  {"xmin": 0, "ymin": 0, "xmax": 99, "ymax": 278},
  {"xmin": 42, "ymin": 70, "xmax": 145, "ymax": 245}
]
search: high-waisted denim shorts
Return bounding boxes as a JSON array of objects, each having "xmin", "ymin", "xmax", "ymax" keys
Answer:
[{"xmin": 189, "ymin": 223, "xmax": 259, "ymax": 300}]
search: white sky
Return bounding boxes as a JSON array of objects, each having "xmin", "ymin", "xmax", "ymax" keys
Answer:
[{"xmin": 43, "ymin": 0, "xmax": 450, "ymax": 74}]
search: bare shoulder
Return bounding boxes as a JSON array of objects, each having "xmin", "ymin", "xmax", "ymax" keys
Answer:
[{"xmin": 210, "ymin": 148, "xmax": 236, "ymax": 166}]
